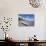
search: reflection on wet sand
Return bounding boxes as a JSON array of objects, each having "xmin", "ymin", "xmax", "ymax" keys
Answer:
[{"xmin": 18, "ymin": 17, "xmax": 34, "ymax": 26}]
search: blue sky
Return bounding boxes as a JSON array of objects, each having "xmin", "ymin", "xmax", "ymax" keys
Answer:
[{"xmin": 18, "ymin": 14, "xmax": 34, "ymax": 19}]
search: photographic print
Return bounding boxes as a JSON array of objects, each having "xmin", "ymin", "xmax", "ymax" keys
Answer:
[{"xmin": 18, "ymin": 14, "xmax": 35, "ymax": 26}]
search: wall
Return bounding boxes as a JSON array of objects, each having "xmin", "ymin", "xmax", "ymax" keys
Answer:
[{"xmin": 0, "ymin": 0, "xmax": 46, "ymax": 40}]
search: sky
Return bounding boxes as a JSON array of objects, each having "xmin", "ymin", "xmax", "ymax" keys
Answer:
[{"xmin": 18, "ymin": 14, "xmax": 34, "ymax": 19}]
